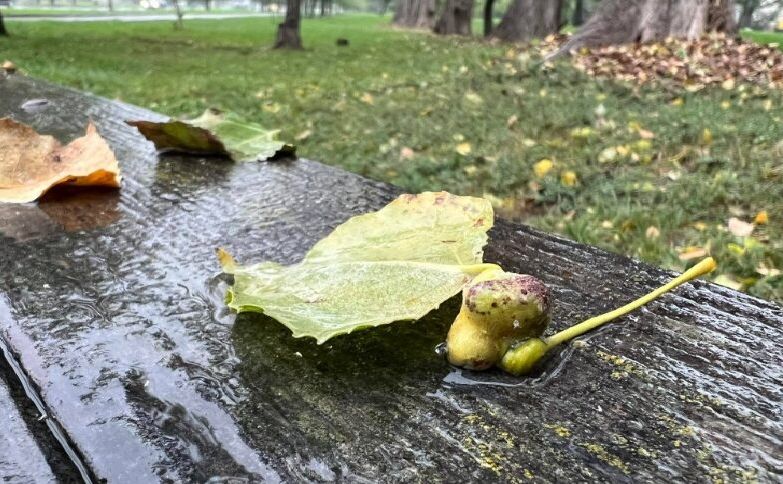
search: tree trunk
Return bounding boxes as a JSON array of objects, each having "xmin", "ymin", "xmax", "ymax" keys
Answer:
[
  {"xmin": 392, "ymin": 0, "xmax": 436, "ymax": 29},
  {"xmin": 275, "ymin": 0, "xmax": 303, "ymax": 49},
  {"xmin": 204, "ymin": 0, "xmax": 210, "ymax": 11},
  {"xmin": 172, "ymin": 0, "xmax": 184, "ymax": 29},
  {"xmin": 484, "ymin": 0, "xmax": 495, "ymax": 36},
  {"xmin": 572, "ymin": 0, "xmax": 585, "ymax": 26},
  {"xmin": 491, "ymin": 0, "xmax": 562, "ymax": 42},
  {"xmin": 738, "ymin": 1, "xmax": 756, "ymax": 28},
  {"xmin": 433, "ymin": 0, "xmax": 474, "ymax": 35},
  {"xmin": 0, "ymin": 11, "xmax": 7, "ymax": 37},
  {"xmin": 557, "ymin": 0, "xmax": 737, "ymax": 53}
]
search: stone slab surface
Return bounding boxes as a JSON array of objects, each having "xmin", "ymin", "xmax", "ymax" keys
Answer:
[{"xmin": 1, "ymin": 74, "xmax": 782, "ymax": 483}]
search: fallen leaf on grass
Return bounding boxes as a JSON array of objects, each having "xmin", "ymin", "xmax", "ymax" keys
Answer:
[
  {"xmin": 2, "ymin": 61, "xmax": 16, "ymax": 73},
  {"xmin": 0, "ymin": 118, "xmax": 120, "ymax": 203},
  {"xmin": 455, "ymin": 142, "xmax": 472, "ymax": 156},
  {"xmin": 534, "ymin": 159, "xmax": 554, "ymax": 178},
  {"xmin": 127, "ymin": 109, "xmax": 295, "ymax": 161},
  {"xmin": 727, "ymin": 217, "xmax": 754, "ymax": 237},
  {"xmin": 679, "ymin": 247, "xmax": 708, "ymax": 261},
  {"xmin": 754, "ymin": 210, "xmax": 768, "ymax": 225},
  {"xmin": 713, "ymin": 274, "xmax": 742, "ymax": 291},
  {"xmin": 220, "ymin": 192, "xmax": 497, "ymax": 343}
]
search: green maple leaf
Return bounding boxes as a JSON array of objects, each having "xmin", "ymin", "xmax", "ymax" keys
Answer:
[{"xmin": 220, "ymin": 192, "xmax": 499, "ymax": 343}]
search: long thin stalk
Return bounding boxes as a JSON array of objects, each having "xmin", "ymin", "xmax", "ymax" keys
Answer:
[{"xmin": 544, "ymin": 257, "xmax": 716, "ymax": 349}]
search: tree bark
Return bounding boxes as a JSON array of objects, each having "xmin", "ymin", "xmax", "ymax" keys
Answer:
[
  {"xmin": 572, "ymin": 0, "xmax": 585, "ymax": 26},
  {"xmin": 172, "ymin": 0, "xmax": 184, "ymax": 29},
  {"xmin": 557, "ymin": 0, "xmax": 737, "ymax": 53},
  {"xmin": 484, "ymin": 0, "xmax": 495, "ymax": 36},
  {"xmin": 0, "ymin": 11, "xmax": 7, "ymax": 37},
  {"xmin": 434, "ymin": 0, "xmax": 474, "ymax": 35},
  {"xmin": 491, "ymin": 0, "xmax": 562, "ymax": 42},
  {"xmin": 275, "ymin": 0, "xmax": 303, "ymax": 49},
  {"xmin": 392, "ymin": 0, "xmax": 436, "ymax": 29}
]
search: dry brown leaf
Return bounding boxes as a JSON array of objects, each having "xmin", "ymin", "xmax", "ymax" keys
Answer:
[
  {"xmin": 679, "ymin": 247, "xmax": 708, "ymax": 261},
  {"xmin": 0, "ymin": 118, "xmax": 120, "ymax": 203},
  {"xmin": 727, "ymin": 217, "xmax": 754, "ymax": 237}
]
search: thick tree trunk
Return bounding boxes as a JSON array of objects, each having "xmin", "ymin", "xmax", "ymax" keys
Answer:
[
  {"xmin": 491, "ymin": 0, "xmax": 562, "ymax": 42},
  {"xmin": 484, "ymin": 0, "xmax": 495, "ymax": 36},
  {"xmin": 204, "ymin": 0, "xmax": 210, "ymax": 11},
  {"xmin": 572, "ymin": 0, "xmax": 585, "ymax": 26},
  {"xmin": 0, "ymin": 11, "xmax": 7, "ymax": 37},
  {"xmin": 392, "ymin": 0, "xmax": 436, "ymax": 29},
  {"xmin": 434, "ymin": 0, "xmax": 474, "ymax": 35},
  {"xmin": 275, "ymin": 0, "xmax": 303, "ymax": 49},
  {"xmin": 738, "ymin": 2, "xmax": 755, "ymax": 28},
  {"xmin": 557, "ymin": 0, "xmax": 737, "ymax": 53}
]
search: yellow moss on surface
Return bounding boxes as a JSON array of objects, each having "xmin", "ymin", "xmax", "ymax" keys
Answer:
[
  {"xmin": 545, "ymin": 423, "xmax": 572, "ymax": 438},
  {"xmin": 579, "ymin": 443, "xmax": 631, "ymax": 474}
]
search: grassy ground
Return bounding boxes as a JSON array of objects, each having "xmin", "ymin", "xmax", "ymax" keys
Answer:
[{"xmin": 2, "ymin": 16, "xmax": 782, "ymax": 302}]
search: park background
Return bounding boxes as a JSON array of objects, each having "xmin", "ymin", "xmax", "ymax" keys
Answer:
[{"xmin": 2, "ymin": 0, "xmax": 783, "ymax": 302}]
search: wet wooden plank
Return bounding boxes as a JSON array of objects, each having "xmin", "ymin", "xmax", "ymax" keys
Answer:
[
  {"xmin": 1, "ymin": 73, "xmax": 782, "ymax": 483},
  {"xmin": 0, "ymin": 362, "xmax": 57, "ymax": 483}
]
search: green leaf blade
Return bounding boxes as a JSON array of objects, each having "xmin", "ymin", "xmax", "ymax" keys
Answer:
[{"xmin": 224, "ymin": 192, "xmax": 497, "ymax": 343}]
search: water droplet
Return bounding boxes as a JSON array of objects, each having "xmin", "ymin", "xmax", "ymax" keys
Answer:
[{"xmin": 434, "ymin": 342, "xmax": 448, "ymax": 357}]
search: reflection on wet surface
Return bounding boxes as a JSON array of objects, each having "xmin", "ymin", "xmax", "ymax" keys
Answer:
[{"xmin": 0, "ymin": 75, "xmax": 781, "ymax": 482}]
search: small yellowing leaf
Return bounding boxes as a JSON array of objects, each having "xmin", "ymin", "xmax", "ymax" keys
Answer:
[
  {"xmin": 464, "ymin": 91, "xmax": 483, "ymax": 104},
  {"xmin": 360, "ymin": 93, "xmax": 374, "ymax": 105},
  {"xmin": 727, "ymin": 217, "xmax": 754, "ymax": 237},
  {"xmin": 713, "ymin": 275, "xmax": 742, "ymax": 291},
  {"xmin": 754, "ymin": 210, "xmax": 768, "ymax": 225},
  {"xmin": 262, "ymin": 102, "xmax": 281, "ymax": 113},
  {"xmin": 679, "ymin": 247, "xmax": 708, "ymax": 261},
  {"xmin": 507, "ymin": 115, "xmax": 519, "ymax": 128},
  {"xmin": 400, "ymin": 147, "xmax": 415, "ymax": 160},
  {"xmin": 456, "ymin": 142, "xmax": 472, "ymax": 156},
  {"xmin": 671, "ymin": 98, "xmax": 684, "ymax": 106},
  {"xmin": 756, "ymin": 263, "xmax": 781, "ymax": 277},
  {"xmin": 295, "ymin": 129, "xmax": 312, "ymax": 141},
  {"xmin": 560, "ymin": 170, "xmax": 578, "ymax": 187},
  {"xmin": 533, "ymin": 159, "xmax": 554, "ymax": 178},
  {"xmin": 721, "ymin": 79, "xmax": 735, "ymax": 90},
  {"xmin": 645, "ymin": 226, "xmax": 660, "ymax": 239},
  {"xmin": 721, "ymin": 100, "xmax": 731, "ymax": 109},
  {"xmin": 700, "ymin": 128, "xmax": 713, "ymax": 146}
]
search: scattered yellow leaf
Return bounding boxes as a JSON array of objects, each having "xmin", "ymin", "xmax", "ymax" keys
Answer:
[
  {"xmin": 455, "ymin": 142, "xmax": 472, "ymax": 156},
  {"xmin": 713, "ymin": 275, "xmax": 742, "ymax": 291},
  {"xmin": 560, "ymin": 170, "xmax": 577, "ymax": 187},
  {"xmin": 720, "ymin": 100, "xmax": 731, "ymax": 109},
  {"xmin": 721, "ymin": 79, "xmax": 735, "ymax": 90},
  {"xmin": 679, "ymin": 247, "xmax": 708, "ymax": 261},
  {"xmin": 0, "ymin": 119, "xmax": 121, "ymax": 203},
  {"xmin": 756, "ymin": 263, "xmax": 781, "ymax": 277},
  {"xmin": 599, "ymin": 147, "xmax": 617, "ymax": 163},
  {"xmin": 616, "ymin": 145, "xmax": 630, "ymax": 157},
  {"xmin": 727, "ymin": 217, "xmax": 754, "ymax": 237},
  {"xmin": 400, "ymin": 147, "xmax": 415, "ymax": 160},
  {"xmin": 464, "ymin": 92, "xmax": 483, "ymax": 104},
  {"xmin": 262, "ymin": 102, "xmax": 281, "ymax": 113},
  {"xmin": 507, "ymin": 115, "xmax": 519, "ymax": 128},
  {"xmin": 360, "ymin": 93, "xmax": 374, "ymax": 105},
  {"xmin": 763, "ymin": 99, "xmax": 773, "ymax": 111},
  {"xmin": 601, "ymin": 220, "xmax": 614, "ymax": 229},
  {"xmin": 671, "ymin": 98, "xmax": 684, "ymax": 106},
  {"xmin": 700, "ymin": 128, "xmax": 713, "ymax": 146},
  {"xmin": 295, "ymin": 129, "xmax": 312, "ymax": 141},
  {"xmin": 2, "ymin": 60, "xmax": 17, "ymax": 73},
  {"xmin": 533, "ymin": 159, "xmax": 554, "ymax": 178},
  {"xmin": 645, "ymin": 226, "xmax": 660, "ymax": 239},
  {"xmin": 638, "ymin": 129, "xmax": 655, "ymax": 140},
  {"xmin": 754, "ymin": 210, "xmax": 768, "ymax": 225},
  {"xmin": 693, "ymin": 222, "xmax": 708, "ymax": 231}
]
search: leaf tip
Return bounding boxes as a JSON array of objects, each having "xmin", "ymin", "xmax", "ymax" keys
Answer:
[{"xmin": 217, "ymin": 247, "xmax": 238, "ymax": 274}]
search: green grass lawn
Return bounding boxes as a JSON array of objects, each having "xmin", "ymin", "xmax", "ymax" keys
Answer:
[{"xmin": 2, "ymin": 15, "xmax": 782, "ymax": 301}]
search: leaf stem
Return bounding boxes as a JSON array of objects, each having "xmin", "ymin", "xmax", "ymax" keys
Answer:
[{"xmin": 544, "ymin": 257, "xmax": 716, "ymax": 350}]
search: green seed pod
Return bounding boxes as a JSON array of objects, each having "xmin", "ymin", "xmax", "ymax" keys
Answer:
[{"xmin": 446, "ymin": 271, "xmax": 551, "ymax": 370}]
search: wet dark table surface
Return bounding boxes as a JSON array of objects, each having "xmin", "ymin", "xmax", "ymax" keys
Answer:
[{"xmin": 1, "ymin": 74, "xmax": 782, "ymax": 483}]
